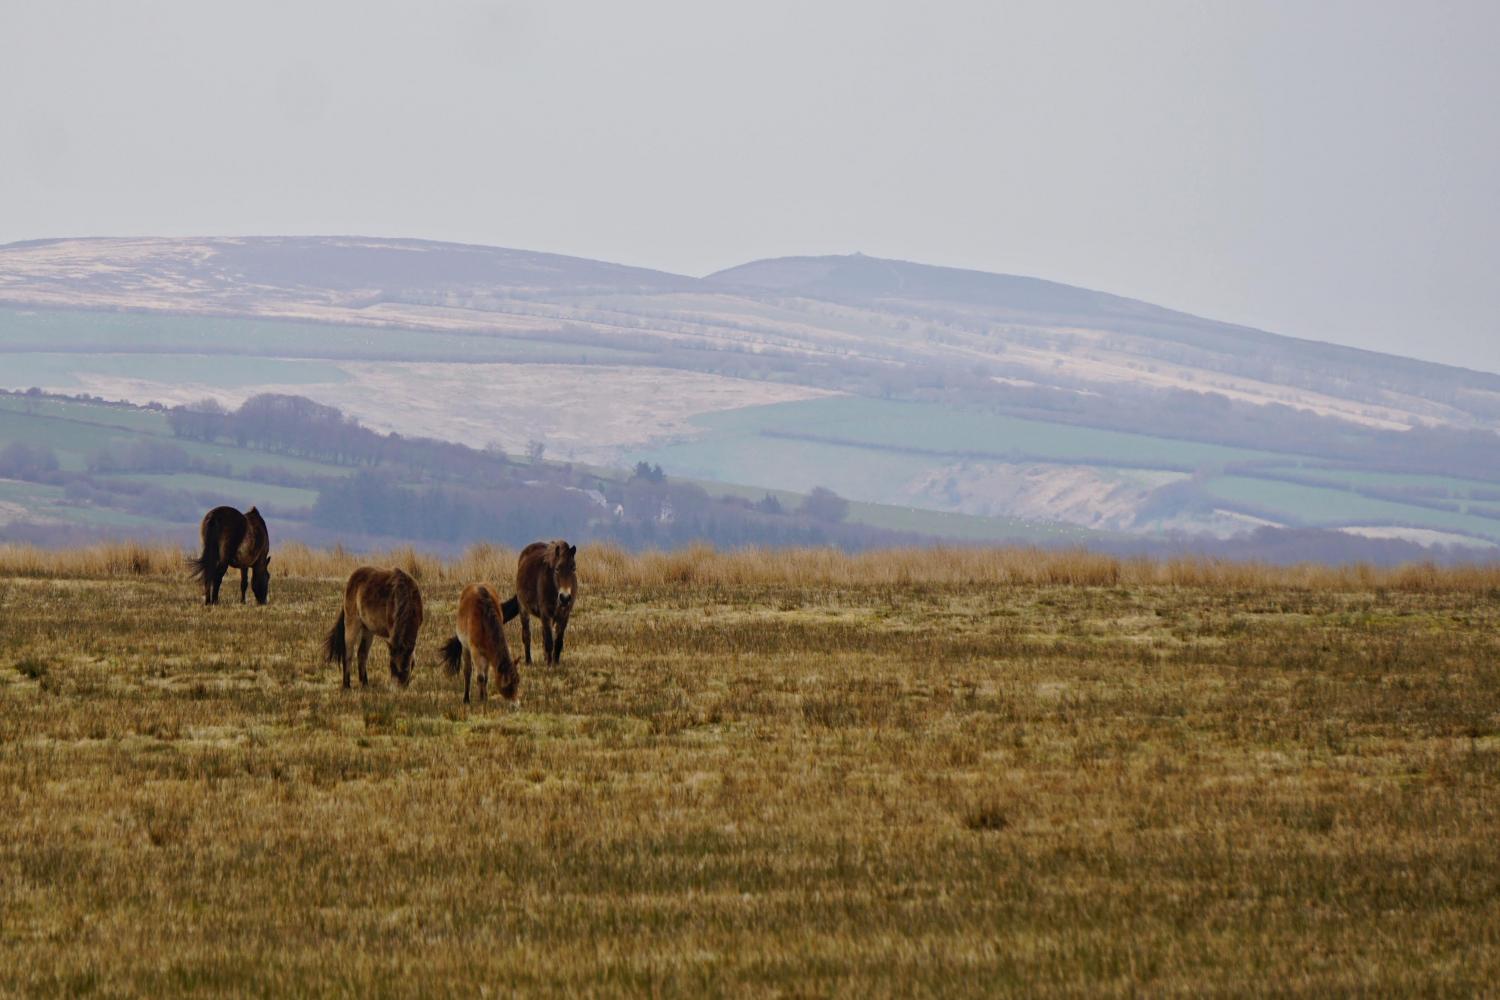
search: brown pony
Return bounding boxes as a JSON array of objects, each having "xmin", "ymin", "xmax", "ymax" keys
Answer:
[
  {"xmin": 189, "ymin": 505, "xmax": 271, "ymax": 605},
  {"xmin": 439, "ymin": 584, "xmax": 522, "ymax": 703},
  {"xmin": 322, "ymin": 567, "xmax": 424, "ymax": 688},
  {"xmin": 515, "ymin": 539, "xmax": 577, "ymax": 666}
]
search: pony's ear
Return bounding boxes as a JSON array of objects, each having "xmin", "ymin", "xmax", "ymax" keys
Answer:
[
  {"xmin": 568, "ymin": 544, "xmax": 577, "ymax": 557},
  {"xmin": 265, "ymin": 555, "xmax": 272, "ymax": 566}
]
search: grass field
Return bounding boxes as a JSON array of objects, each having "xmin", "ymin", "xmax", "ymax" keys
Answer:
[
  {"xmin": 0, "ymin": 399, "xmax": 355, "ymax": 481},
  {"xmin": 632, "ymin": 397, "xmax": 1500, "ymax": 542},
  {"xmin": 692, "ymin": 477, "xmax": 1099, "ymax": 545},
  {"xmin": 634, "ymin": 396, "xmax": 1283, "ymax": 474},
  {"xmin": 104, "ymin": 473, "xmax": 319, "ymax": 512},
  {"xmin": 0, "ymin": 307, "xmax": 647, "ymax": 365},
  {"xmin": 2, "ymin": 543, "xmax": 1498, "ymax": 994},
  {"xmin": 1203, "ymin": 475, "xmax": 1500, "ymax": 539}
]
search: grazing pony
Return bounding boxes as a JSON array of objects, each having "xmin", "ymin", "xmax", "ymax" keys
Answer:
[
  {"xmin": 189, "ymin": 505, "xmax": 271, "ymax": 605},
  {"xmin": 515, "ymin": 539, "xmax": 577, "ymax": 666},
  {"xmin": 322, "ymin": 566, "xmax": 424, "ymax": 688},
  {"xmin": 439, "ymin": 584, "xmax": 522, "ymax": 703}
]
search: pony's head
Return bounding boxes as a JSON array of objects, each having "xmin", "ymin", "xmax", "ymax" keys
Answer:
[
  {"xmin": 388, "ymin": 594, "xmax": 422, "ymax": 687},
  {"xmin": 549, "ymin": 540, "xmax": 578, "ymax": 607},
  {"xmin": 251, "ymin": 556, "xmax": 270, "ymax": 605},
  {"xmin": 498, "ymin": 657, "xmax": 521, "ymax": 702},
  {"xmin": 389, "ymin": 640, "xmax": 417, "ymax": 688}
]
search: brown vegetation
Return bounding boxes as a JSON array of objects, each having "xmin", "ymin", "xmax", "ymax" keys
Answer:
[
  {"xmin": 4, "ymin": 539, "xmax": 1500, "ymax": 592},
  {"xmin": 1, "ymin": 542, "xmax": 1499, "ymax": 992}
]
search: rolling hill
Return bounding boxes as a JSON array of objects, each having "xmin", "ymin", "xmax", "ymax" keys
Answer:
[{"xmin": 2, "ymin": 235, "xmax": 1499, "ymax": 552}]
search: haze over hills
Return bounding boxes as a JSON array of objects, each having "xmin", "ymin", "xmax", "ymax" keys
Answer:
[{"xmin": 3, "ymin": 235, "xmax": 1500, "ymax": 552}]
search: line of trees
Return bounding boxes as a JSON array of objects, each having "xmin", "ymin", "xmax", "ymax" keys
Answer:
[{"xmin": 167, "ymin": 394, "xmax": 516, "ymax": 484}]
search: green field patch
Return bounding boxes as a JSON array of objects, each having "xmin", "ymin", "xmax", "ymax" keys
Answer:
[
  {"xmin": 0, "ymin": 395, "xmax": 166, "ymax": 433},
  {"xmin": 632, "ymin": 396, "xmax": 1287, "ymax": 521},
  {"xmin": 1204, "ymin": 475, "xmax": 1500, "ymax": 540},
  {"xmin": 105, "ymin": 473, "xmax": 318, "ymax": 510},
  {"xmin": 0, "ymin": 477, "xmax": 179, "ymax": 531},
  {"xmin": 0, "ymin": 401, "xmax": 354, "ymax": 480},
  {"xmin": 843, "ymin": 498, "xmax": 1095, "ymax": 543},
  {"xmin": 694, "ymin": 477, "xmax": 1095, "ymax": 543},
  {"xmin": 0, "ymin": 352, "xmax": 349, "ymax": 391},
  {"xmin": 1258, "ymin": 464, "xmax": 1500, "ymax": 498},
  {"xmin": 0, "ymin": 307, "xmax": 647, "ymax": 365},
  {"xmin": 668, "ymin": 396, "xmax": 1283, "ymax": 467}
]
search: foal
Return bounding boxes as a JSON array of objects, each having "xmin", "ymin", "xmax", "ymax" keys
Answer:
[{"xmin": 439, "ymin": 584, "xmax": 522, "ymax": 703}]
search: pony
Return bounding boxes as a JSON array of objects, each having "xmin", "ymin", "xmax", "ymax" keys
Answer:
[
  {"xmin": 439, "ymin": 584, "xmax": 522, "ymax": 703},
  {"xmin": 515, "ymin": 539, "xmax": 577, "ymax": 666},
  {"xmin": 321, "ymin": 566, "xmax": 424, "ymax": 688},
  {"xmin": 189, "ymin": 505, "xmax": 271, "ymax": 605}
]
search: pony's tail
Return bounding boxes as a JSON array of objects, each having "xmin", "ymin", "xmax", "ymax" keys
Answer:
[
  {"xmin": 188, "ymin": 513, "xmax": 221, "ymax": 582},
  {"xmin": 322, "ymin": 610, "xmax": 346, "ymax": 665},
  {"xmin": 500, "ymin": 595, "xmax": 521, "ymax": 623},
  {"xmin": 441, "ymin": 636, "xmax": 463, "ymax": 676}
]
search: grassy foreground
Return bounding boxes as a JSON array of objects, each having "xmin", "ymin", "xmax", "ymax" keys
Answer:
[{"xmin": 1, "ymin": 543, "xmax": 1499, "ymax": 995}]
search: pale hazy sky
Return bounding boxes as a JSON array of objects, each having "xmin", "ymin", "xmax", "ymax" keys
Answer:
[{"xmin": 3, "ymin": 1, "xmax": 1497, "ymax": 371}]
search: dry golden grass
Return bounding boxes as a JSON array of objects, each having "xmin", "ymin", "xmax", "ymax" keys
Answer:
[
  {"xmin": 1, "ymin": 544, "xmax": 1499, "ymax": 995},
  {"xmin": 3, "ymin": 539, "xmax": 1499, "ymax": 591}
]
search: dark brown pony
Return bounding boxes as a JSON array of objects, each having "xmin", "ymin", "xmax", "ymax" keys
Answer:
[
  {"xmin": 439, "ymin": 584, "xmax": 522, "ymax": 703},
  {"xmin": 189, "ymin": 505, "xmax": 270, "ymax": 605},
  {"xmin": 515, "ymin": 539, "xmax": 577, "ymax": 666},
  {"xmin": 322, "ymin": 566, "xmax": 424, "ymax": 688}
]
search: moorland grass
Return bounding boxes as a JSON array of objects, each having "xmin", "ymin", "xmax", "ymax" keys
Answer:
[{"xmin": 1, "ymin": 545, "xmax": 1498, "ymax": 995}]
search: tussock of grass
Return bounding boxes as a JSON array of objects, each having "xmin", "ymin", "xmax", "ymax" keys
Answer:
[{"xmin": 13, "ymin": 657, "xmax": 48, "ymax": 680}]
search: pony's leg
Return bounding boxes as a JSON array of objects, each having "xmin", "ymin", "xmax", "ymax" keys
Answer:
[
  {"xmin": 356, "ymin": 633, "xmax": 373, "ymax": 687},
  {"xmin": 554, "ymin": 611, "xmax": 568, "ymax": 664},
  {"xmin": 478, "ymin": 652, "xmax": 489, "ymax": 702},
  {"xmin": 341, "ymin": 617, "xmax": 361, "ymax": 688},
  {"xmin": 339, "ymin": 631, "xmax": 353, "ymax": 689},
  {"xmin": 520, "ymin": 611, "xmax": 533, "ymax": 665},
  {"xmin": 541, "ymin": 615, "xmax": 555, "ymax": 666},
  {"xmin": 462, "ymin": 646, "xmax": 474, "ymax": 704},
  {"xmin": 239, "ymin": 566, "xmax": 249, "ymax": 603},
  {"xmin": 210, "ymin": 566, "xmax": 225, "ymax": 604}
]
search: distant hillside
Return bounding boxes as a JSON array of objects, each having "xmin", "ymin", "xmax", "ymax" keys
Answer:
[
  {"xmin": 708, "ymin": 252, "xmax": 1194, "ymax": 326},
  {"xmin": 708, "ymin": 252, "xmax": 1500, "ymax": 416},
  {"xmin": 0, "ymin": 235, "xmax": 694, "ymax": 302},
  {"xmin": 3, "ymin": 235, "xmax": 1499, "ymax": 551}
]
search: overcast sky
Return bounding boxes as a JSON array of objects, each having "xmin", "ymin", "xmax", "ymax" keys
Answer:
[{"xmin": 3, "ymin": 0, "xmax": 1497, "ymax": 371}]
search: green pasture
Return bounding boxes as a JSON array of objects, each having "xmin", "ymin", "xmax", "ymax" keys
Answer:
[
  {"xmin": 1203, "ymin": 475, "xmax": 1500, "ymax": 541},
  {"xmin": 677, "ymin": 396, "xmax": 1283, "ymax": 467},
  {"xmin": 103, "ymin": 473, "xmax": 319, "ymax": 512},
  {"xmin": 0, "ymin": 307, "xmax": 647, "ymax": 365}
]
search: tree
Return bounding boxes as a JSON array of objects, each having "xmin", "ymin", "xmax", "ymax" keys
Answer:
[
  {"xmin": 631, "ymin": 461, "xmax": 665, "ymax": 484},
  {"xmin": 799, "ymin": 486, "xmax": 849, "ymax": 523},
  {"xmin": 0, "ymin": 442, "xmax": 60, "ymax": 481},
  {"xmin": 755, "ymin": 493, "xmax": 784, "ymax": 515}
]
